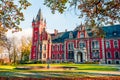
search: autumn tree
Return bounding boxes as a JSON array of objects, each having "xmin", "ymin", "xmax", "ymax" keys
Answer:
[
  {"xmin": 0, "ymin": 0, "xmax": 31, "ymax": 44},
  {"xmin": 44, "ymin": 0, "xmax": 120, "ymax": 37},
  {"xmin": 20, "ymin": 36, "xmax": 31, "ymax": 61}
]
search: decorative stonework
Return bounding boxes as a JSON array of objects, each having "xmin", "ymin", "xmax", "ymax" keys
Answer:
[{"xmin": 74, "ymin": 48, "xmax": 87, "ymax": 63}]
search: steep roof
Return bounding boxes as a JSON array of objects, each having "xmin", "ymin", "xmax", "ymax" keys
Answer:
[
  {"xmin": 102, "ymin": 24, "xmax": 120, "ymax": 38},
  {"xmin": 52, "ymin": 30, "xmax": 78, "ymax": 43}
]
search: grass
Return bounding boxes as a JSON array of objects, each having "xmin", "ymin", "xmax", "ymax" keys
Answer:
[{"xmin": 0, "ymin": 63, "xmax": 119, "ymax": 78}]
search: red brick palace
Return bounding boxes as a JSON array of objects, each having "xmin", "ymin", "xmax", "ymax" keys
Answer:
[{"xmin": 30, "ymin": 9, "xmax": 120, "ymax": 64}]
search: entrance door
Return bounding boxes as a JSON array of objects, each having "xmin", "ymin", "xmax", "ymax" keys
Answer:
[{"xmin": 77, "ymin": 52, "xmax": 83, "ymax": 63}]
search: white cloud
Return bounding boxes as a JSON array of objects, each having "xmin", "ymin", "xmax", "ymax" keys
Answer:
[{"xmin": 7, "ymin": 28, "xmax": 32, "ymax": 39}]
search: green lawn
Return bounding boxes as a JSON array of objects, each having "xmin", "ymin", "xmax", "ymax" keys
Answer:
[
  {"xmin": 0, "ymin": 64, "xmax": 119, "ymax": 78},
  {"xmin": 0, "ymin": 63, "xmax": 119, "ymax": 71}
]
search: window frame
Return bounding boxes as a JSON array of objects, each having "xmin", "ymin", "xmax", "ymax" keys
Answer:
[
  {"xmin": 92, "ymin": 40, "xmax": 99, "ymax": 49},
  {"xmin": 80, "ymin": 32, "xmax": 84, "ymax": 38},
  {"xmin": 68, "ymin": 42, "xmax": 74, "ymax": 50},
  {"xmin": 114, "ymin": 40, "xmax": 118, "ymax": 48},
  {"xmin": 106, "ymin": 40, "xmax": 110, "ymax": 48}
]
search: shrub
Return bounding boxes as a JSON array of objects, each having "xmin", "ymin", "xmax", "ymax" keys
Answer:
[{"xmin": 0, "ymin": 59, "xmax": 4, "ymax": 65}]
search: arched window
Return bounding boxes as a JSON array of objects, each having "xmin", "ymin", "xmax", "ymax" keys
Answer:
[
  {"xmin": 115, "ymin": 52, "xmax": 119, "ymax": 58},
  {"xmin": 107, "ymin": 52, "xmax": 111, "ymax": 58}
]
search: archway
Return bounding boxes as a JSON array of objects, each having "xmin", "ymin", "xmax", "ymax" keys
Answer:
[{"xmin": 77, "ymin": 52, "xmax": 83, "ymax": 63}]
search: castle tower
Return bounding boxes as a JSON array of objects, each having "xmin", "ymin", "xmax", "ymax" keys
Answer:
[{"xmin": 30, "ymin": 9, "xmax": 46, "ymax": 60}]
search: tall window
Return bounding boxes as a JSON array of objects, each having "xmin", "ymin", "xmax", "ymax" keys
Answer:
[
  {"xmin": 106, "ymin": 41, "xmax": 110, "ymax": 48},
  {"xmin": 114, "ymin": 40, "xmax": 118, "ymax": 48},
  {"xmin": 68, "ymin": 42, "xmax": 74, "ymax": 50},
  {"xmin": 115, "ymin": 52, "xmax": 119, "ymax": 58},
  {"xmin": 58, "ymin": 54, "xmax": 60, "ymax": 59},
  {"xmin": 92, "ymin": 50, "xmax": 99, "ymax": 58},
  {"xmin": 58, "ymin": 45, "xmax": 60, "ymax": 51},
  {"xmin": 52, "ymin": 54, "xmax": 55, "ymax": 59},
  {"xmin": 40, "ymin": 45, "xmax": 42, "ymax": 50},
  {"xmin": 68, "ymin": 51, "xmax": 74, "ymax": 59},
  {"xmin": 79, "ymin": 42, "xmax": 85, "ymax": 49},
  {"xmin": 80, "ymin": 32, "xmax": 84, "ymax": 38},
  {"xmin": 62, "ymin": 53, "xmax": 64, "ymax": 59},
  {"xmin": 107, "ymin": 52, "xmax": 111, "ymax": 58},
  {"xmin": 62, "ymin": 45, "xmax": 64, "ymax": 51},
  {"xmin": 92, "ymin": 41, "xmax": 99, "ymax": 49}
]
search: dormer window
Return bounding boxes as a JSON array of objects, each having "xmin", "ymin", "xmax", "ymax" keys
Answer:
[
  {"xmin": 113, "ymin": 31, "xmax": 117, "ymax": 36},
  {"xmin": 80, "ymin": 32, "xmax": 84, "ymax": 38},
  {"xmin": 69, "ymin": 32, "xmax": 73, "ymax": 39}
]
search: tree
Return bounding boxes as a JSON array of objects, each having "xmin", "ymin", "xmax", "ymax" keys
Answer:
[
  {"xmin": 3, "ymin": 37, "xmax": 20, "ymax": 64},
  {"xmin": 10, "ymin": 37, "xmax": 20, "ymax": 64},
  {"xmin": 44, "ymin": 0, "xmax": 120, "ymax": 37},
  {"xmin": 0, "ymin": 0, "xmax": 31, "ymax": 43},
  {"xmin": 20, "ymin": 36, "xmax": 31, "ymax": 61},
  {"xmin": 3, "ymin": 38, "xmax": 13, "ymax": 62}
]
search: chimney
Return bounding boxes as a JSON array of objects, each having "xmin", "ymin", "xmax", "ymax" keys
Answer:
[{"xmin": 54, "ymin": 29, "xmax": 58, "ymax": 35}]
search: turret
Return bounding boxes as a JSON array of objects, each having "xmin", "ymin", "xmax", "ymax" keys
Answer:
[
  {"xmin": 38, "ymin": 8, "xmax": 43, "ymax": 20},
  {"xmin": 32, "ymin": 18, "xmax": 35, "ymax": 27}
]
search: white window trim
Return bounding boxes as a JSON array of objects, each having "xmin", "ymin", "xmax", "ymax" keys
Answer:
[
  {"xmin": 91, "ymin": 40, "xmax": 99, "ymax": 49},
  {"xmin": 79, "ymin": 41, "xmax": 86, "ymax": 49},
  {"xmin": 80, "ymin": 32, "xmax": 84, "ymax": 38},
  {"xmin": 107, "ymin": 52, "xmax": 111, "ymax": 58},
  {"xmin": 114, "ymin": 40, "xmax": 118, "ymax": 48},
  {"xmin": 106, "ymin": 40, "xmax": 110, "ymax": 48},
  {"xmin": 68, "ymin": 42, "xmax": 74, "ymax": 50},
  {"xmin": 69, "ymin": 32, "xmax": 73, "ymax": 39},
  {"xmin": 114, "ymin": 51, "xmax": 120, "ymax": 59}
]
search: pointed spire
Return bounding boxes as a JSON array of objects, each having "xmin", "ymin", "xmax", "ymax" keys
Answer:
[
  {"xmin": 38, "ymin": 8, "xmax": 43, "ymax": 20},
  {"xmin": 32, "ymin": 18, "xmax": 35, "ymax": 23},
  {"xmin": 44, "ymin": 19, "xmax": 46, "ymax": 24},
  {"xmin": 80, "ymin": 22, "xmax": 83, "ymax": 26}
]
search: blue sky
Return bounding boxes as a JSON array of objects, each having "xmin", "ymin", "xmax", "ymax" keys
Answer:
[{"xmin": 20, "ymin": 0, "xmax": 82, "ymax": 33}]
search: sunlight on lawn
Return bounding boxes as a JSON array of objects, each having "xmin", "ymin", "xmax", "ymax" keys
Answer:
[{"xmin": 0, "ymin": 65, "xmax": 15, "ymax": 70}]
